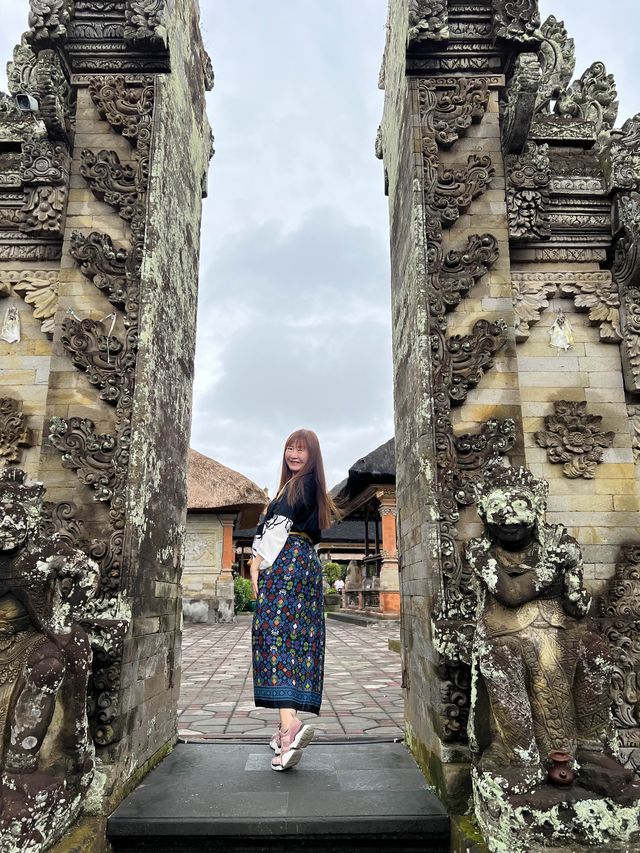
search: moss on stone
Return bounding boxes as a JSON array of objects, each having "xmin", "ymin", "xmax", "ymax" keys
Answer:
[
  {"xmin": 103, "ymin": 738, "xmax": 175, "ymax": 813},
  {"xmin": 48, "ymin": 818, "xmax": 111, "ymax": 853}
]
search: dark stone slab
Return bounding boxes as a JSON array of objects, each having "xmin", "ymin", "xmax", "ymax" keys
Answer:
[{"xmin": 108, "ymin": 743, "xmax": 449, "ymax": 851}]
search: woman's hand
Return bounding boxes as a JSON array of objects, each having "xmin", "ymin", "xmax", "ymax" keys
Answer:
[{"xmin": 250, "ymin": 556, "xmax": 261, "ymax": 600}]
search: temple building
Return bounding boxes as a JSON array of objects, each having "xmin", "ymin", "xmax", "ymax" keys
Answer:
[
  {"xmin": 331, "ymin": 438, "xmax": 399, "ymax": 616},
  {"xmin": 184, "ymin": 449, "xmax": 266, "ymax": 621}
]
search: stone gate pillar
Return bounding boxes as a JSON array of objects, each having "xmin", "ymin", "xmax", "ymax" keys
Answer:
[
  {"xmin": 379, "ymin": 1, "xmax": 640, "ymax": 844},
  {"xmin": 0, "ymin": 1, "xmax": 212, "ymax": 849}
]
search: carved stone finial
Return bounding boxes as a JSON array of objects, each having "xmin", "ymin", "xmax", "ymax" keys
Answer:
[
  {"xmin": 555, "ymin": 61, "xmax": 619, "ymax": 135},
  {"xmin": 599, "ymin": 112, "xmax": 640, "ymax": 191},
  {"xmin": 408, "ymin": 0, "xmax": 449, "ymax": 43},
  {"xmin": 535, "ymin": 400, "xmax": 614, "ymax": 478},
  {"xmin": 536, "ymin": 15, "xmax": 575, "ymax": 111},
  {"xmin": 8, "ymin": 42, "xmax": 73, "ymax": 142},
  {"xmin": 27, "ymin": 0, "xmax": 72, "ymax": 45},
  {"xmin": 502, "ymin": 53, "xmax": 542, "ymax": 153}
]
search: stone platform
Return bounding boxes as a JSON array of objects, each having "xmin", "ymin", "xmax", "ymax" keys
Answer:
[
  {"xmin": 178, "ymin": 618, "xmax": 403, "ymax": 739},
  {"xmin": 107, "ymin": 742, "xmax": 449, "ymax": 852}
]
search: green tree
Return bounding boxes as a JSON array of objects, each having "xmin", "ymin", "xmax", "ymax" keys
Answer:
[
  {"xmin": 234, "ymin": 576, "xmax": 253, "ymax": 612},
  {"xmin": 323, "ymin": 561, "xmax": 343, "ymax": 588}
]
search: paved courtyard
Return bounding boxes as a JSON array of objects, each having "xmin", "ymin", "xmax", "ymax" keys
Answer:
[{"xmin": 177, "ymin": 616, "xmax": 404, "ymax": 740}]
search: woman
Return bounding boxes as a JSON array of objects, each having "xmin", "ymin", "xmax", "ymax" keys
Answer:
[{"xmin": 250, "ymin": 429, "xmax": 340, "ymax": 771}]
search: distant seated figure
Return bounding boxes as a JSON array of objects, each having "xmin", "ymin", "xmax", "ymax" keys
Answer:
[{"xmin": 466, "ymin": 464, "xmax": 633, "ymax": 796}]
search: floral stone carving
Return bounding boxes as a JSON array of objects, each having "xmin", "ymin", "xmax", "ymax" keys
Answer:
[
  {"xmin": 0, "ymin": 398, "xmax": 33, "ymax": 465},
  {"xmin": 0, "ymin": 468, "xmax": 100, "ymax": 853},
  {"xmin": 408, "ymin": 0, "xmax": 449, "ymax": 43},
  {"xmin": 420, "ymin": 79, "xmax": 490, "ymax": 149},
  {"xmin": 535, "ymin": 401, "xmax": 614, "ymax": 478},
  {"xmin": 492, "ymin": 0, "xmax": 541, "ymax": 43},
  {"xmin": 468, "ymin": 464, "xmax": 640, "ymax": 853}
]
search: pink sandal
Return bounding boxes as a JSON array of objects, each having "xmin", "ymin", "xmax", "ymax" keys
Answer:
[
  {"xmin": 271, "ymin": 718, "xmax": 315, "ymax": 771},
  {"xmin": 269, "ymin": 728, "xmax": 282, "ymax": 755}
]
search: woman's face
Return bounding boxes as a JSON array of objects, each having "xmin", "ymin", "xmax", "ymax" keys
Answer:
[{"xmin": 285, "ymin": 442, "xmax": 309, "ymax": 473}]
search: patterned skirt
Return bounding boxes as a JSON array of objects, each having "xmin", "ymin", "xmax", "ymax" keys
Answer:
[{"xmin": 252, "ymin": 534, "xmax": 325, "ymax": 714}]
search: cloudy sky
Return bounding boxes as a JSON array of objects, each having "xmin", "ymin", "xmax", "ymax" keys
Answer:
[{"xmin": 2, "ymin": 1, "xmax": 640, "ymax": 494}]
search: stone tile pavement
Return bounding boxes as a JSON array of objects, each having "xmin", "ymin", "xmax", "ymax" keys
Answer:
[{"xmin": 177, "ymin": 615, "xmax": 404, "ymax": 740}]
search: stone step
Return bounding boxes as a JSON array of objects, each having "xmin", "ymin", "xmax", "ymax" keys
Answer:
[
  {"xmin": 327, "ymin": 610, "xmax": 400, "ymax": 627},
  {"xmin": 108, "ymin": 742, "xmax": 449, "ymax": 853}
]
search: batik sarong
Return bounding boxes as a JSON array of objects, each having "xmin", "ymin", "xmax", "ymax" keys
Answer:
[{"xmin": 252, "ymin": 533, "xmax": 325, "ymax": 714}]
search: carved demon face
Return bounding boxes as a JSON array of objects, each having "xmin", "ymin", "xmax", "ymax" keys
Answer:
[{"xmin": 480, "ymin": 486, "xmax": 537, "ymax": 544}]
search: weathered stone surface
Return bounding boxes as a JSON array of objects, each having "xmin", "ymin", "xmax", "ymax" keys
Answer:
[{"xmin": 468, "ymin": 464, "xmax": 640, "ymax": 850}]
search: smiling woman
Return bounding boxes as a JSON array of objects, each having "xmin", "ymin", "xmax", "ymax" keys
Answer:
[{"xmin": 249, "ymin": 428, "xmax": 341, "ymax": 771}]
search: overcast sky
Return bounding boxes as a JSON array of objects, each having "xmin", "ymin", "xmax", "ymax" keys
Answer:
[{"xmin": 2, "ymin": 2, "xmax": 640, "ymax": 494}]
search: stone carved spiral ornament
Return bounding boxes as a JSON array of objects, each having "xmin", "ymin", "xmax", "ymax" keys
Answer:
[
  {"xmin": 43, "ymin": 74, "xmax": 157, "ymax": 749},
  {"xmin": 535, "ymin": 400, "xmax": 614, "ymax": 478},
  {"xmin": 417, "ymin": 75, "xmax": 518, "ymax": 744}
]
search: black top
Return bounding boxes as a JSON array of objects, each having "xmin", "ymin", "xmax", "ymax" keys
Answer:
[{"xmin": 257, "ymin": 473, "xmax": 321, "ymax": 544}]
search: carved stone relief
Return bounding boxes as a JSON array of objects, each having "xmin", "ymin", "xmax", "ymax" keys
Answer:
[
  {"xmin": 511, "ymin": 271, "xmax": 621, "ymax": 343},
  {"xmin": 492, "ymin": 0, "xmax": 540, "ymax": 43},
  {"xmin": 0, "ymin": 468, "xmax": 99, "ymax": 851},
  {"xmin": 124, "ymin": 0, "xmax": 169, "ymax": 48},
  {"xmin": 612, "ymin": 192, "xmax": 640, "ymax": 392},
  {"xmin": 599, "ymin": 113, "xmax": 640, "ymax": 191},
  {"xmin": 536, "ymin": 15, "xmax": 575, "ymax": 111},
  {"xmin": 420, "ymin": 79, "xmax": 490, "ymax": 149},
  {"xmin": 5, "ymin": 271, "xmax": 58, "ymax": 335},
  {"xmin": 27, "ymin": 0, "xmax": 72, "ymax": 45},
  {"xmin": 501, "ymin": 52, "xmax": 541, "ymax": 153},
  {"xmin": 505, "ymin": 141, "xmax": 551, "ymax": 240},
  {"xmin": 629, "ymin": 406, "xmax": 640, "ymax": 464},
  {"xmin": 47, "ymin": 76, "xmax": 155, "ymax": 746},
  {"xmin": 0, "ymin": 399, "xmax": 33, "ymax": 464},
  {"xmin": 434, "ymin": 155, "xmax": 495, "ymax": 227},
  {"xmin": 61, "ymin": 317, "xmax": 136, "ymax": 407},
  {"xmin": 418, "ymin": 79, "xmax": 514, "ymax": 742},
  {"xmin": 555, "ymin": 61, "xmax": 619, "ymax": 134},
  {"xmin": 469, "ymin": 465, "xmax": 640, "ymax": 850},
  {"xmin": 408, "ymin": 0, "xmax": 449, "ymax": 43},
  {"xmin": 535, "ymin": 400, "xmax": 614, "ymax": 478},
  {"xmin": 69, "ymin": 231, "xmax": 130, "ymax": 314},
  {"xmin": 601, "ymin": 545, "xmax": 640, "ymax": 757}
]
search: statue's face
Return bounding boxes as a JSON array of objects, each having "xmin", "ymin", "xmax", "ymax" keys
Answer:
[
  {"xmin": 0, "ymin": 495, "xmax": 30, "ymax": 551},
  {"xmin": 482, "ymin": 487, "xmax": 536, "ymax": 544}
]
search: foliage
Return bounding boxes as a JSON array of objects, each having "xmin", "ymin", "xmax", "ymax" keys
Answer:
[
  {"xmin": 234, "ymin": 576, "xmax": 253, "ymax": 612},
  {"xmin": 323, "ymin": 561, "xmax": 343, "ymax": 587}
]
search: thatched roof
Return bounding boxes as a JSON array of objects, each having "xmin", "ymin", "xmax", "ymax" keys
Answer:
[
  {"xmin": 187, "ymin": 449, "xmax": 267, "ymax": 527},
  {"xmin": 330, "ymin": 438, "xmax": 395, "ymax": 504}
]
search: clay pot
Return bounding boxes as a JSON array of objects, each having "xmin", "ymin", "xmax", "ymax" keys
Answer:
[{"xmin": 547, "ymin": 750, "xmax": 576, "ymax": 786}]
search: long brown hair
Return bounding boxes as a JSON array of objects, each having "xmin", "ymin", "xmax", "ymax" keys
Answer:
[{"xmin": 277, "ymin": 429, "xmax": 342, "ymax": 529}]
